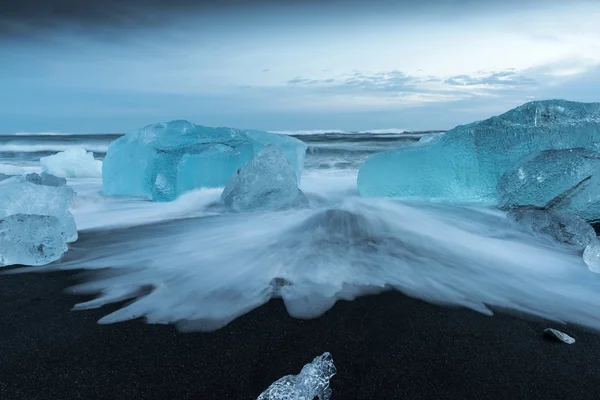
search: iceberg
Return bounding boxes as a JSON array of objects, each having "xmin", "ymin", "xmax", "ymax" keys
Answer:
[
  {"xmin": 358, "ymin": 100, "xmax": 600, "ymax": 203},
  {"xmin": 0, "ymin": 214, "xmax": 68, "ymax": 267},
  {"xmin": 102, "ymin": 120, "xmax": 307, "ymax": 201},
  {"xmin": 0, "ymin": 173, "xmax": 77, "ymax": 243},
  {"xmin": 222, "ymin": 145, "xmax": 308, "ymax": 212},
  {"xmin": 507, "ymin": 206, "xmax": 595, "ymax": 251},
  {"xmin": 41, "ymin": 147, "xmax": 103, "ymax": 178},
  {"xmin": 257, "ymin": 352, "xmax": 336, "ymax": 400},
  {"xmin": 498, "ymin": 148, "xmax": 600, "ymax": 222}
]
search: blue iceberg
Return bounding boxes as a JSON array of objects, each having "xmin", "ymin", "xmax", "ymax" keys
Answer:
[
  {"xmin": 498, "ymin": 148, "xmax": 600, "ymax": 222},
  {"xmin": 222, "ymin": 145, "xmax": 308, "ymax": 212},
  {"xmin": 102, "ymin": 120, "xmax": 307, "ymax": 201},
  {"xmin": 358, "ymin": 100, "xmax": 600, "ymax": 203}
]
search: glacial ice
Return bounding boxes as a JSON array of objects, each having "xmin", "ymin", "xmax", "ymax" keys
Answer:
[
  {"xmin": 583, "ymin": 238, "xmax": 600, "ymax": 273},
  {"xmin": 498, "ymin": 148, "xmax": 600, "ymax": 222},
  {"xmin": 257, "ymin": 352, "xmax": 336, "ymax": 400},
  {"xmin": 358, "ymin": 100, "xmax": 600, "ymax": 203},
  {"xmin": 0, "ymin": 173, "xmax": 77, "ymax": 243},
  {"xmin": 41, "ymin": 147, "xmax": 103, "ymax": 178},
  {"xmin": 507, "ymin": 206, "xmax": 595, "ymax": 250},
  {"xmin": 222, "ymin": 145, "xmax": 308, "ymax": 212},
  {"xmin": 0, "ymin": 214, "xmax": 68, "ymax": 267},
  {"xmin": 102, "ymin": 120, "xmax": 307, "ymax": 201}
]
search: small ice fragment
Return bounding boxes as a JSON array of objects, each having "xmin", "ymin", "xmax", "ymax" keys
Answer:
[
  {"xmin": 257, "ymin": 352, "xmax": 336, "ymax": 400},
  {"xmin": 543, "ymin": 328, "xmax": 576, "ymax": 344},
  {"xmin": 583, "ymin": 238, "xmax": 600, "ymax": 273}
]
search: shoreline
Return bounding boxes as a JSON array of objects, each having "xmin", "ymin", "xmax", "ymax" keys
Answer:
[{"xmin": 2, "ymin": 269, "xmax": 599, "ymax": 399}]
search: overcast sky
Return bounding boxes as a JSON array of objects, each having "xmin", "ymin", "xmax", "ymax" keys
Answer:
[{"xmin": 1, "ymin": 0, "xmax": 600, "ymax": 133}]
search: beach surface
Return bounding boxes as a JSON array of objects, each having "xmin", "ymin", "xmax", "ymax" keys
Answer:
[{"xmin": 2, "ymin": 269, "xmax": 599, "ymax": 400}]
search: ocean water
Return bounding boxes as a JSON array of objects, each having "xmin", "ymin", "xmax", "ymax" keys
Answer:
[{"xmin": 4, "ymin": 130, "xmax": 600, "ymax": 332}]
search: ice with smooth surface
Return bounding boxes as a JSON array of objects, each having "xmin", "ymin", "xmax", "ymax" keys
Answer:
[
  {"xmin": 507, "ymin": 207, "xmax": 595, "ymax": 251},
  {"xmin": 257, "ymin": 352, "xmax": 336, "ymax": 400},
  {"xmin": 0, "ymin": 173, "xmax": 77, "ymax": 243},
  {"xmin": 498, "ymin": 148, "xmax": 600, "ymax": 222},
  {"xmin": 543, "ymin": 328, "xmax": 576, "ymax": 344},
  {"xmin": 41, "ymin": 147, "xmax": 103, "ymax": 178},
  {"xmin": 222, "ymin": 145, "xmax": 308, "ymax": 212},
  {"xmin": 358, "ymin": 100, "xmax": 600, "ymax": 203},
  {"xmin": 102, "ymin": 120, "xmax": 307, "ymax": 201},
  {"xmin": 0, "ymin": 214, "xmax": 67, "ymax": 267},
  {"xmin": 584, "ymin": 238, "xmax": 600, "ymax": 273}
]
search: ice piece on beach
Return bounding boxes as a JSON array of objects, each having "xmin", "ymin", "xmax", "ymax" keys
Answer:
[
  {"xmin": 507, "ymin": 207, "xmax": 595, "ymax": 250},
  {"xmin": 0, "ymin": 214, "xmax": 67, "ymax": 267},
  {"xmin": 102, "ymin": 120, "xmax": 307, "ymax": 201},
  {"xmin": 222, "ymin": 145, "xmax": 308, "ymax": 212},
  {"xmin": 543, "ymin": 328, "xmax": 576, "ymax": 344},
  {"xmin": 498, "ymin": 148, "xmax": 600, "ymax": 222},
  {"xmin": 0, "ymin": 173, "xmax": 77, "ymax": 242},
  {"xmin": 358, "ymin": 100, "xmax": 600, "ymax": 203},
  {"xmin": 41, "ymin": 147, "xmax": 102, "ymax": 178},
  {"xmin": 583, "ymin": 238, "xmax": 600, "ymax": 273},
  {"xmin": 257, "ymin": 352, "xmax": 336, "ymax": 400}
]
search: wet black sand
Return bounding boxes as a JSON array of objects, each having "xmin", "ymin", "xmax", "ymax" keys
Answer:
[{"xmin": 1, "ymin": 269, "xmax": 600, "ymax": 400}]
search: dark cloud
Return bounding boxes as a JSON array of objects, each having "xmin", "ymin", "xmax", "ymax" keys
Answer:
[
  {"xmin": 0, "ymin": 0, "xmax": 287, "ymax": 40},
  {"xmin": 0, "ymin": 0, "xmax": 575, "ymax": 41}
]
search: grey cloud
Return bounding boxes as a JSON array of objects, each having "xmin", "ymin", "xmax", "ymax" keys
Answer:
[
  {"xmin": 287, "ymin": 68, "xmax": 542, "ymax": 99},
  {"xmin": 444, "ymin": 71, "xmax": 537, "ymax": 87}
]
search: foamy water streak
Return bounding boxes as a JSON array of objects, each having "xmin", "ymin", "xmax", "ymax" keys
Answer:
[{"xmin": 40, "ymin": 195, "xmax": 600, "ymax": 332}]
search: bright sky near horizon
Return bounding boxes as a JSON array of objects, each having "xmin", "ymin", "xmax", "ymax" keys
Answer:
[{"xmin": 1, "ymin": 0, "xmax": 600, "ymax": 133}]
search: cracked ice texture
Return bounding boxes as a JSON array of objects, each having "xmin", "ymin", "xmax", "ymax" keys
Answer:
[
  {"xmin": 0, "ymin": 173, "xmax": 77, "ymax": 266},
  {"xmin": 257, "ymin": 352, "xmax": 336, "ymax": 400},
  {"xmin": 0, "ymin": 214, "xmax": 68, "ymax": 266},
  {"xmin": 102, "ymin": 120, "xmax": 307, "ymax": 201},
  {"xmin": 222, "ymin": 145, "xmax": 308, "ymax": 212},
  {"xmin": 507, "ymin": 206, "xmax": 595, "ymax": 251},
  {"xmin": 498, "ymin": 148, "xmax": 600, "ymax": 222},
  {"xmin": 358, "ymin": 100, "xmax": 600, "ymax": 204}
]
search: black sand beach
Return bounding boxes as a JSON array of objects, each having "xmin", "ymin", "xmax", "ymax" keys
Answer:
[{"xmin": 2, "ymin": 269, "xmax": 600, "ymax": 399}]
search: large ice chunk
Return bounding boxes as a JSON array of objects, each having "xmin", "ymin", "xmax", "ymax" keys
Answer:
[
  {"xmin": 222, "ymin": 145, "xmax": 308, "ymax": 212},
  {"xmin": 41, "ymin": 147, "xmax": 103, "ymax": 178},
  {"xmin": 498, "ymin": 148, "xmax": 600, "ymax": 222},
  {"xmin": 507, "ymin": 206, "xmax": 595, "ymax": 251},
  {"xmin": 0, "ymin": 173, "xmax": 77, "ymax": 243},
  {"xmin": 257, "ymin": 352, "xmax": 336, "ymax": 400},
  {"xmin": 102, "ymin": 120, "xmax": 307, "ymax": 201},
  {"xmin": 0, "ymin": 214, "xmax": 68, "ymax": 267},
  {"xmin": 358, "ymin": 100, "xmax": 600, "ymax": 203}
]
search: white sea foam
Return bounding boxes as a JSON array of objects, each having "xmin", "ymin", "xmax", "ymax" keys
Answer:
[
  {"xmin": 23, "ymin": 192, "xmax": 600, "ymax": 333},
  {"xmin": 0, "ymin": 143, "xmax": 111, "ymax": 154}
]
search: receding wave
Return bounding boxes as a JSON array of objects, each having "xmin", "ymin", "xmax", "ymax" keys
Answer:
[{"xmin": 18, "ymin": 196, "xmax": 600, "ymax": 333}]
